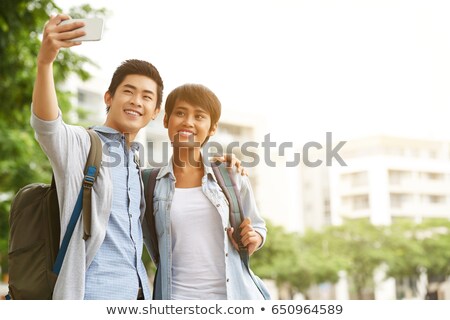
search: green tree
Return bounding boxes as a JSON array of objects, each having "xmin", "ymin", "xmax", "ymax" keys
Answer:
[
  {"xmin": 380, "ymin": 219, "xmax": 450, "ymax": 298},
  {"xmin": 418, "ymin": 219, "xmax": 450, "ymax": 281},
  {"xmin": 251, "ymin": 221, "xmax": 345, "ymax": 299},
  {"xmin": 251, "ymin": 220, "xmax": 308, "ymax": 298},
  {"xmin": 381, "ymin": 220, "xmax": 425, "ymax": 279},
  {"xmin": 378, "ymin": 219, "xmax": 425, "ymax": 298},
  {"xmin": 253, "ymin": 218, "xmax": 450, "ymax": 300},
  {"xmin": 0, "ymin": 0, "xmax": 106, "ymax": 276},
  {"xmin": 301, "ymin": 227, "xmax": 346, "ymax": 285},
  {"xmin": 326, "ymin": 219, "xmax": 385, "ymax": 299}
]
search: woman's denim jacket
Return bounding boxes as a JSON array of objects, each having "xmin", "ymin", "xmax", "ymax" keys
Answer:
[{"xmin": 149, "ymin": 158, "xmax": 269, "ymax": 299}]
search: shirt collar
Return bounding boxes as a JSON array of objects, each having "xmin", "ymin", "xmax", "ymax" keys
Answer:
[
  {"xmin": 91, "ymin": 125, "xmax": 141, "ymax": 151},
  {"xmin": 156, "ymin": 154, "xmax": 218, "ymax": 183},
  {"xmin": 203, "ymin": 161, "xmax": 218, "ymax": 183}
]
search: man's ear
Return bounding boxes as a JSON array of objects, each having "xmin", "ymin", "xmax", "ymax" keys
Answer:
[
  {"xmin": 163, "ymin": 113, "xmax": 169, "ymax": 128},
  {"xmin": 104, "ymin": 91, "xmax": 112, "ymax": 108},
  {"xmin": 209, "ymin": 123, "xmax": 218, "ymax": 136}
]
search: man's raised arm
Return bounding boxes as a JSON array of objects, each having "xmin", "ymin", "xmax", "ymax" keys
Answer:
[{"xmin": 32, "ymin": 14, "xmax": 85, "ymax": 121}]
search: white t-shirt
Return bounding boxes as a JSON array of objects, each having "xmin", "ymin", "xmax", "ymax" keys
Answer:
[{"xmin": 170, "ymin": 187, "xmax": 227, "ymax": 300}]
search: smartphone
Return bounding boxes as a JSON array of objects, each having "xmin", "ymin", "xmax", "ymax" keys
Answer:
[{"xmin": 59, "ymin": 18, "xmax": 104, "ymax": 41}]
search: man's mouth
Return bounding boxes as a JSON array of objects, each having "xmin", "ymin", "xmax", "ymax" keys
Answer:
[{"xmin": 124, "ymin": 109, "xmax": 142, "ymax": 117}]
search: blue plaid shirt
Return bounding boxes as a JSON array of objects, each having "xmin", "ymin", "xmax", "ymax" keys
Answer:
[{"xmin": 84, "ymin": 126, "xmax": 150, "ymax": 299}]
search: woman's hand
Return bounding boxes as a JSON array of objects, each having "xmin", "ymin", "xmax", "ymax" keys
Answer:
[
  {"xmin": 227, "ymin": 217, "xmax": 262, "ymax": 256},
  {"xmin": 210, "ymin": 154, "xmax": 248, "ymax": 176}
]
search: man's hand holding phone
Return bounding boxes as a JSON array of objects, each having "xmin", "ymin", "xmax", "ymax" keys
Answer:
[
  {"xmin": 38, "ymin": 14, "xmax": 85, "ymax": 65},
  {"xmin": 38, "ymin": 14, "xmax": 103, "ymax": 65}
]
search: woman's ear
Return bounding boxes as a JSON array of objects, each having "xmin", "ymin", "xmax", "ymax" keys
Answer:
[{"xmin": 209, "ymin": 123, "xmax": 218, "ymax": 136}]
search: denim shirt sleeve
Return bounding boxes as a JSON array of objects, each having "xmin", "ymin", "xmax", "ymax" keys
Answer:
[{"xmin": 235, "ymin": 172, "xmax": 267, "ymax": 249}]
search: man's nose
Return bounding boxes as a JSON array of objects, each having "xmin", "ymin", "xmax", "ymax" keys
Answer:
[{"xmin": 130, "ymin": 94, "xmax": 143, "ymax": 107}]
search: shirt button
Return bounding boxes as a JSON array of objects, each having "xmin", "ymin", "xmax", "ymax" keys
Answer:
[
  {"xmin": 224, "ymin": 227, "xmax": 228, "ymax": 232},
  {"xmin": 225, "ymin": 253, "xmax": 229, "ymax": 257},
  {"xmin": 226, "ymin": 278, "xmax": 230, "ymax": 282},
  {"xmin": 216, "ymin": 204, "xmax": 220, "ymax": 207}
]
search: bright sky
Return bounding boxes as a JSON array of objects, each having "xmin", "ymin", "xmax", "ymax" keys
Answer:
[{"xmin": 57, "ymin": 0, "xmax": 450, "ymax": 146}]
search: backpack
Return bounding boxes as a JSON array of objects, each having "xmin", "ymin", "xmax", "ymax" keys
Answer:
[
  {"xmin": 142, "ymin": 161, "xmax": 271, "ymax": 299},
  {"xmin": 6, "ymin": 129, "xmax": 102, "ymax": 300}
]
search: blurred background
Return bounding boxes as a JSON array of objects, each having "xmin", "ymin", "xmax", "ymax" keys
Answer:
[{"xmin": 1, "ymin": 0, "xmax": 450, "ymax": 299}]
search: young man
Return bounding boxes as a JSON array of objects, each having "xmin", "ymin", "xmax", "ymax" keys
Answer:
[
  {"xmin": 149, "ymin": 84, "xmax": 270, "ymax": 299},
  {"xmin": 32, "ymin": 14, "xmax": 163, "ymax": 299}
]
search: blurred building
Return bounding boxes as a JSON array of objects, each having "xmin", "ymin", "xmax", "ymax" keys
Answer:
[
  {"xmin": 330, "ymin": 135, "xmax": 450, "ymax": 225},
  {"xmin": 299, "ymin": 161, "xmax": 331, "ymax": 232},
  {"xmin": 300, "ymin": 135, "xmax": 450, "ymax": 299},
  {"xmin": 257, "ymin": 151, "xmax": 303, "ymax": 233},
  {"xmin": 62, "ymin": 74, "xmax": 109, "ymax": 126}
]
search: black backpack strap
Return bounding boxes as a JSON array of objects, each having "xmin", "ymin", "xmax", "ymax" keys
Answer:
[
  {"xmin": 142, "ymin": 167, "xmax": 161, "ymax": 264},
  {"xmin": 82, "ymin": 129, "xmax": 103, "ymax": 240},
  {"xmin": 211, "ymin": 162, "xmax": 249, "ymax": 266}
]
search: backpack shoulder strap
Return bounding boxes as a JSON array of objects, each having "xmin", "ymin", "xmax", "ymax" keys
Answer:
[
  {"xmin": 82, "ymin": 129, "xmax": 103, "ymax": 240},
  {"xmin": 211, "ymin": 162, "xmax": 271, "ymax": 299},
  {"xmin": 211, "ymin": 162, "xmax": 249, "ymax": 265},
  {"xmin": 143, "ymin": 167, "xmax": 161, "ymax": 264},
  {"xmin": 52, "ymin": 129, "xmax": 102, "ymax": 274}
]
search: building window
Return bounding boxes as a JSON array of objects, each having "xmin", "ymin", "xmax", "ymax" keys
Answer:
[
  {"xmin": 420, "ymin": 172, "xmax": 444, "ymax": 182},
  {"xmin": 342, "ymin": 194, "xmax": 370, "ymax": 210},
  {"xmin": 389, "ymin": 170, "xmax": 411, "ymax": 185},
  {"xmin": 421, "ymin": 195, "xmax": 446, "ymax": 205},
  {"xmin": 390, "ymin": 193, "xmax": 410, "ymax": 209},
  {"xmin": 353, "ymin": 195, "xmax": 369, "ymax": 210},
  {"xmin": 341, "ymin": 171, "xmax": 368, "ymax": 187}
]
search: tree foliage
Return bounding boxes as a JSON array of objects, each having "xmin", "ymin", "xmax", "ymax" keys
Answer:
[
  {"xmin": 0, "ymin": 0, "xmax": 106, "ymax": 275},
  {"xmin": 251, "ymin": 221, "xmax": 310, "ymax": 298},
  {"xmin": 251, "ymin": 218, "xmax": 450, "ymax": 299},
  {"xmin": 380, "ymin": 219, "xmax": 426, "ymax": 280},
  {"xmin": 417, "ymin": 219, "xmax": 450, "ymax": 280}
]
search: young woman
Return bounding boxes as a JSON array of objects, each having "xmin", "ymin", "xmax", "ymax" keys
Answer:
[{"xmin": 150, "ymin": 84, "xmax": 269, "ymax": 299}]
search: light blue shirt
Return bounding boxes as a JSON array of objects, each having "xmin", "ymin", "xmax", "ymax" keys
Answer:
[{"xmin": 84, "ymin": 126, "xmax": 150, "ymax": 300}]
